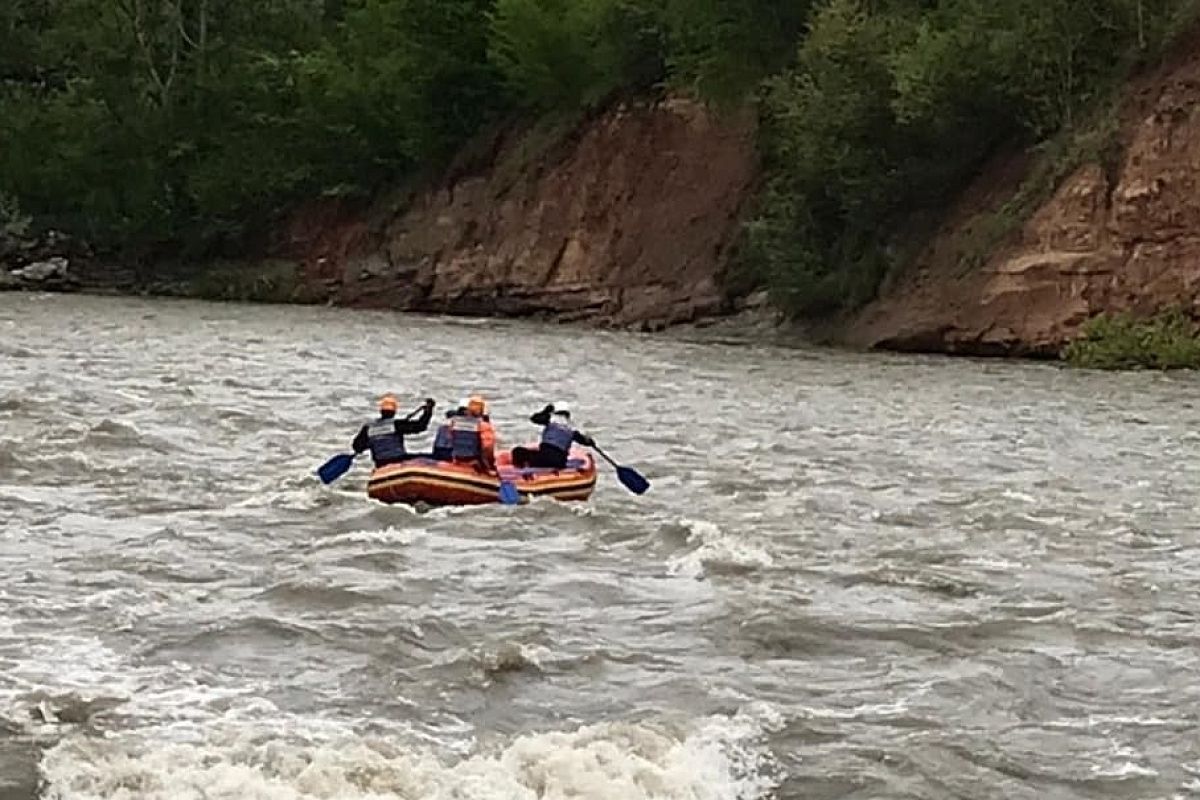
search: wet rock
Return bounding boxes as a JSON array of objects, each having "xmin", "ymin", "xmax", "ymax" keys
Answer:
[
  {"xmin": 24, "ymin": 692, "xmax": 124, "ymax": 727},
  {"xmin": 2, "ymin": 256, "xmax": 78, "ymax": 292},
  {"xmin": 15, "ymin": 257, "xmax": 69, "ymax": 282}
]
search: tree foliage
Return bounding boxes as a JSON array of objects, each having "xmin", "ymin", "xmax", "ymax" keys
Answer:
[
  {"xmin": 744, "ymin": 0, "xmax": 1199, "ymax": 317},
  {"xmin": 1, "ymin": 0, "xmax": 1196, "ymax": 285},
  {"xmin": 0, "ymin": 0, "xmax": 502, "ymax": 256},
  {"xmin": 660, "ymin": 0, "xmax": 812, "ymax": 106},
  {"xmin": 489, "ymin": 0, "xmax": 663, "ymax": 110}
]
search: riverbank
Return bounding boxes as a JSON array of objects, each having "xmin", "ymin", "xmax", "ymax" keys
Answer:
[
  {"xmin": 2, "ymin": 98, "xmax": 759, "ymax": 332},
  {"xmin": 8, "ymin": 30, "xmax": 1200, "ymax": 357}
]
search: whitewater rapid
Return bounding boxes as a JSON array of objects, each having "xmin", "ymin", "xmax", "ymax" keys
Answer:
[{"xmin": 3, "ymin": 293, "xmax": 1200, "ymax": 799}]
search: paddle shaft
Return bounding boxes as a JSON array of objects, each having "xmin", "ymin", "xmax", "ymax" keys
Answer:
[
  {"xmin": 588, "ymin": 442, "xmax": 650, "ymax": 495},
  {"xmin": 590, "ymin": 443, "xmax": 620, "ymax": 470}
]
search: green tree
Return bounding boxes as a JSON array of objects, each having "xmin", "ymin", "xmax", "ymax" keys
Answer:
[
  {"xmin": 746, "ymin": 0, "xmax": 1199, "ymax": 318},
  {"xmin": 660, "ymin": 0, "xmax": 812, "ymax": 105},
  {"xmin": 488, "ymin": 0, "xmax": 663, "ymax": 110},
  {"xmin": 747, "ymin": 0, "xmax": 910, "ymax": 315}
]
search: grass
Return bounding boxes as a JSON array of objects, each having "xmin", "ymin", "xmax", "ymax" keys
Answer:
[{"xmin": 1063, "ymin": 310, "xmax": 1200, "ymax": 369}]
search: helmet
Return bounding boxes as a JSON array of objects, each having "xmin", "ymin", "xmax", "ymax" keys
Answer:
[
  {"xmin": 552, "ymin": 402, "xmax": 571, "ymax": 417},
  {"xmin": 466, "ymin": 395, "xmax": 487, "ymax": 416},
  {"xmin": 379, "ymin": 394, "xmax": 399, "ymax": 413}
]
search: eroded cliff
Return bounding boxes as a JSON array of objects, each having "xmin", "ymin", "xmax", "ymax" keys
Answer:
[
  {"xmin": 847, "ymin": 40, "xmax": 1200, "ymax": 357},
  {"xmin": 283, "ymin": 99, "xmax": 757, "ymax": 330}
]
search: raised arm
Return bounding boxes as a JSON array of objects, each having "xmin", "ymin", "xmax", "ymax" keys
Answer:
[
  {"xmin": 529, "ymin": 405, "xmax": 553, "ymax": 426},
  {"xmin": 396, "ymin": 399, "xmax": 435, "ymax": 434}
]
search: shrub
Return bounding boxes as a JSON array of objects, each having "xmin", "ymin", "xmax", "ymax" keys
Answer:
[
  {"xmin": 1063, "ymin": 310, "xmax": 1200, "ymax": 370},
  {"xmin": 0, "ymin": 193, "xmax": 31, "ymax": 244},
  {"xmin": 488, "ymin": 0, "xmax": 663, "ymax": 111},
  {"xmin": 660, "ymin": 0, "xmax": 812, "ymax": 106}
]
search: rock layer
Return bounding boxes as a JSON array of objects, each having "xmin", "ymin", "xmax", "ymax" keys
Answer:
[
  {"xmin": 848, "ymin": 41, "xmax": 1200, "ymax": 357},
  {"xmin": 287, "ymin": 99, "xmax": 758, "ymax": 329}
]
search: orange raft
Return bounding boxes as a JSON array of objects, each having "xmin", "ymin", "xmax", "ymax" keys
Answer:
[{"xmin": 366, "ymin": 448, "xmax": 597, "ymax": 506}]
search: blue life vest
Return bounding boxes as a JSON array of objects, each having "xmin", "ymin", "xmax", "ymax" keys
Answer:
[
  {"xmin": 450, "ymin": 416, "xmax": 482, "ymax": 459},
  {"xmin": 541, "ymin": 419, "xmax": 575, "ymax": 452},
  {"xmin": 367, "ymin": 417, "xmax": 406, "ymax": 463},
  {"xmin": 432, "ymin": 423, "xmax": 453, "ymax": 452}
]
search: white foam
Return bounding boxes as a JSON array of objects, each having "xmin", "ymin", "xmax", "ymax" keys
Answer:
[
  {"xmin": 307, "ymin": 527, "xmax": 428, "ymax": 550},
  {"xmin": 1090, "ymin": 760, "xmax": 1157, "ymax": 779},
  {"xmin": 0, "ymin": 633, "xmax": 271, "ymax": 740},
  {"xmin": 795, "ymin": 699, "xmax": 909, "ymax": 721},
  {"xmin": 475, "ymin": 642, "xmax": 554, "ymax": 675},
  {"xmin": 2, "ymin": 635, "xmax": 137, "ymax": 704},
  {"xmin": 39, "ymin": 706, "xmax": 782, "ymax": 800},
  {"xmin": 1043, "ymin": 714, "xmax": 1176, "ymax": 730},
  {"xmin": 1088, "ymin": 739, "xmax": 1158, "ymax": 780},
  {"xmin": 666, "ymin": 520, "xmax": 774, "ymax": 579}
]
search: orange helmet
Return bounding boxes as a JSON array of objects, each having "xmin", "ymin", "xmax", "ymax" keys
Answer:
[
  {"xmin": 466, "ymin": 395, "xmax": 487, "ymax": 416},
  {"xmin": 378, "ymin": 394, "xmax": 399, "ymax": 413}
]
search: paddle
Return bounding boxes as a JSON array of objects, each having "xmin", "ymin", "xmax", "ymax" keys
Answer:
[
  {"xmin": 316, "ymin": 404, "xmax": 426, "ymax": 485},
  {"xmin": 317, "ymin": 453, "xmax": 356, "ymax": 485},
  {"xmin": 590, "ymin": 443, "xmax": 650, "ymax": 495}
]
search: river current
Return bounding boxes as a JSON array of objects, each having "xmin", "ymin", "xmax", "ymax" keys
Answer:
[{"xmin": 2, "ymin": 293, "xmax": 1200, "ymax": 799}]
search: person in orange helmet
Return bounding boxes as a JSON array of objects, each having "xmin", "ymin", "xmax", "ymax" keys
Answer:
[
  {"xmin": 352, "ymin": 393, "xmax": 435, "ymax": 467},
  {"xmin": 447, "ymin": 394, "xmax": 496, "ymax": 471}
]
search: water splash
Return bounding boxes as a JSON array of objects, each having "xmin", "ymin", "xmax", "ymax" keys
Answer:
[
  {"xmin": 665, "ymin": 520, "xmax": 774, "ymax": 579},
  {"xmin": 40, "ymin": 707, "xmax": 782, "ymax": 800}
]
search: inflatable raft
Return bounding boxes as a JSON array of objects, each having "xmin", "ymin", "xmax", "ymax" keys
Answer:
[{"xmin": 366, "ymin": 448, "xmax": 597, "ymax": 506}]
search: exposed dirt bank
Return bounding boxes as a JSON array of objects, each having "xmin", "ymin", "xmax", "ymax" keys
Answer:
[
  {"xmin": 282, "ymin": 99, "xmax": 758, "ymax": 330},
  {"xmin": 847, "ymin": 39, "xmax": 1200, "ymax": 357}
]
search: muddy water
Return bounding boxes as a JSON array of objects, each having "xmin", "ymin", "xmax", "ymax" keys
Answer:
[{"xmin": 2, "ymin": 293, "xmax": 1200, "ymax": 799}]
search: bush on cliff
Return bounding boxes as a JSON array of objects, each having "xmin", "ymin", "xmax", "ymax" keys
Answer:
[
  {"xmin": 488, "ymin": 0, "xmax": 663, "ymax": 110},
  {"xmin": 744, "ymin": 0, "xmax": 1200, "ymax": 318},
  {"xmin": 1064, "ymin": 310, "xmax": 1200, "ymax": 370},
  {"xmin": 659, "ymin": 0, "xmax": 813, "ymax": 105},
  {"xmin": 486, "ymin": 0, "xmax": 811, "ymax": 112}
]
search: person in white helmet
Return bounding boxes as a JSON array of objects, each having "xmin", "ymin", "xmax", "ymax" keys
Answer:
[{"xmin": 511, "ymin": 402, "xmax": 594, "ymax": 468}]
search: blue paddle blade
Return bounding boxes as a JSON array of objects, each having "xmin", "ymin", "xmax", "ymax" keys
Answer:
[
  {"xmin": 317, "ymin": 453, "xmax": 355, "ymax": 485},
  {"xmin": 498, "ymin": 480, "xmax": 520, "ymax": 505},
  {"xmin": 616, "ymin": 466, "xmax": 650, "ymax": 495}
]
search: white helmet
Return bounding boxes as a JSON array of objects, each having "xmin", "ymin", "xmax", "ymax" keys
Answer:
[{"xmin": 553, "ymin": 402, "xmax": 572, "ymax": 417}]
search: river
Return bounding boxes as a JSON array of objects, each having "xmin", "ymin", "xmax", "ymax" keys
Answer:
[{"xmin": 2, "ymin": 293, "xmax": 1200, "ymax": 799}]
